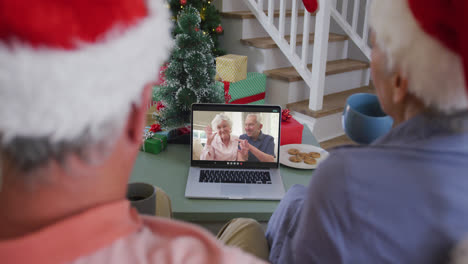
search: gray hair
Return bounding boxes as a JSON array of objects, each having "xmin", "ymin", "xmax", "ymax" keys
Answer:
[
  {"xmin": 211, "ymin": 113, "xmax": 232, "ymax": 130},
  {"xmin": 246, "ymin": 113, "xmax": 262, "ymax": 125},
  {"xmin": 0, "ymin": 118, "xmax": 121, "ymax": 180},
  {"xmin": 369, "ymin": 0, "xmax": 468, "ymax": 114}
]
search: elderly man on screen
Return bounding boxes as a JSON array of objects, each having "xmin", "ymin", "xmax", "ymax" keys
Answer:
[
  {"xmin": 0, "ymin": 0, "xmax": 270, "ymax": 263},
  {"xmin": 238, "ymin": 113, "xmax": 275, "ymax": 162},
  {"xmin": 265, "ymin": 0, "xmax": 468, "ymax": 263}
]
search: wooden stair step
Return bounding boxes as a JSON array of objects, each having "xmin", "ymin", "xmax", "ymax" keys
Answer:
[
  {"xmin": 320, "ymin": 134, "xmax": 356, "ymax": 150},
  {"xmin": 287, "ymin": 86, "xmax": 375, "ymax": 118},
  {"xmin": 241, "ymin": 33, "xmax": 348, "ymax": 49},
  {"xmin": 264, "ymin": 59, "xmax": 369, "ymax": 82},
  {"xmin": 221, "ymin": 9, "xmax": 306, "ymax": 19}
]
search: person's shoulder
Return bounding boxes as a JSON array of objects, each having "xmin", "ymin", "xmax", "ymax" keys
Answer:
[
  {"xmin": 239, "ymin": 134, "xmax": 248, "ymax": 140},
  {"xmin": 134, "ymin": 217, "xmax": 265, "ymax": 263},
  {"xmin": 262, "ymin": 133, "xmax": 274, "ymax": 141}
]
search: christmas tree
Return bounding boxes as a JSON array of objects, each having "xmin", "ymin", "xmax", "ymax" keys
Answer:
[
  {"xmin": 168, "ymin": 0, "xmax": 225, "ymax": 57},
  {"xmin": 154, "ymin": 6, "xmax": 224, "ymax": 128}
]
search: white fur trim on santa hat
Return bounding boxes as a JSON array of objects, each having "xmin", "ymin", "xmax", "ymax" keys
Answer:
[
  {"xmin": 0, "ymin": 0, "xmax": 173, "ymax": 145},
  {"xmin": 370, "ymin": 0, "xmax": 468, "ymax": 114}
]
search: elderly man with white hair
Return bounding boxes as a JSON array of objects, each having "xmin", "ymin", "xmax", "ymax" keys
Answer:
[
  {"xmin": 265, "ymin": 0, "xmax": 468, "ymax": 263},
  {"xmin": 238, "ymin": 113, "xmax": 276, "ymax": 162},
  {"xmin": 0, "ymin": 0, "xmax": 270, "ymax": 263}
]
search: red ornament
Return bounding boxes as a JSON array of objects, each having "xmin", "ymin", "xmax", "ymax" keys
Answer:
[
  {"xmin": 302, "ymin": 0, "xmax": 319, "ymax": 14},
  {"xmin": 195, "ymin": 27, "xmax": 200, "ymax": 32},
  {"xmin": 178, "ymin": 126, "xmax": 191, "ymax": 135},
  {"xmin": 155, "ymin": 63, "xmax": 168, "ymax": 85},
  {"xmin": 282, "ymin": 109, "xmax": 292, "ymax": 122},
  {"xmin": 215, "ymin": 25, "xmax": 223, "ymax": 34},
  {"xmin": 150, "ymin": 123, "xmax": 161, "ymax": 133},
  {"xmin": 156, "ymin": 101, "xmax": 165, "ymax": 111},
  {"xmin": 180, "ymin": 0, "xmax": 187, "ymax": 5}
]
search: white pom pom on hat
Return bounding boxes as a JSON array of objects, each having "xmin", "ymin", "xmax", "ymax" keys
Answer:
[
  {"xmin": 370, "ymin": 0, "xmax": 468, "ymax": 113},
  {"xmin": 0, "ymin": 0, "xmax": 173, "ymax": 144}
]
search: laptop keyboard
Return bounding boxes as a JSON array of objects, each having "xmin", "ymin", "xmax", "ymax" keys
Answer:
[{"xmin": 199, "ymin": 170, "xmax": 272, "ymax": 184}]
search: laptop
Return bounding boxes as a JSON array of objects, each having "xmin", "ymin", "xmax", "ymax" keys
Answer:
[{"xmin": 185, "ymin": 103, "xmax": 285, "ymax": 200}]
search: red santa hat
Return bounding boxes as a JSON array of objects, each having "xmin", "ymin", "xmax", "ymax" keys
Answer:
[
  {"xmin": 370, "ymin": 0, "xmax": 468, "ymax": 113},
  {"xmin": 0, "ymin": 0, "xmax": 172, "ymax": 144}
]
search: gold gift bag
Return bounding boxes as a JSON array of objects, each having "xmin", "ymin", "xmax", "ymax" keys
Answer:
[{"xmin": 215, "ymin": 54, "xmax": 247, "ymax": 82}]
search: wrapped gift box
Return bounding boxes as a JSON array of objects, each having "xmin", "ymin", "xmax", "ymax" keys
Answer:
[
  {"xmin": 223, "ymin": 72, "xmax": 266, "ymax": 105},
  {"xmin": 280, "ymin": 117, "xmax": 304, "ymax": 145},
  {"xmin": 216, "ymin": 54, "xmax": 247, "ymax": 82},
  {"xmin": 141, "ymin": 133, "xmax": 167, "ymax": 155}
]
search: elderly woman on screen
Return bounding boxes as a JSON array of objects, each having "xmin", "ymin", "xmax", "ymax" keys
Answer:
[{"xmin": 200, "ymin": 113, "xmax": 244, "ymax": 161}]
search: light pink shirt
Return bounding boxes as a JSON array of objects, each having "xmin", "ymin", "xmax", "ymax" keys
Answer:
[
  {"xmin": 0, "ymin": 200, "xmax": 266, "ymax": 264},
  {"xmin": 200, "ymin": 134, "xmax": 239, "ymax": 161}
]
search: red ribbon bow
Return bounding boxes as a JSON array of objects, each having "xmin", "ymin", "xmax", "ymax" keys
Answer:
[
  {"xmin": 223, "ymin": 81, "xmax": 232, "ymax": 103},
  {"xmin": 282, "ymin": 109, "xmax": 292, "ymax": 122},
  {"xmin": 150, "ymin": 123, "xmax": 161, "ymax": 133}
]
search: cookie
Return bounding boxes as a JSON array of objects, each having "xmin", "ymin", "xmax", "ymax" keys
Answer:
[
  {"xmin": 297, "ymin": 152, "xmax": 307, "ymax": 159},
  {"xmin": 303, "ymin": 158, "xmax": 317, "ymax": 165},
  {"xmin": 308, "ymin": 152, "xmax": 321, "ymax": 158},
  {"xmin": 288, "ymin": 148, "xmax": 300, "ymax": 155},
  {"xmin": 289, "ymin": 156, "xmax": 302, "ymax": 163}
]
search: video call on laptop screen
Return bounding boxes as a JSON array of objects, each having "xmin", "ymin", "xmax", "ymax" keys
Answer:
[{"xmin": 191, "ymin": 104, "xmax": 281, "ymax": 169}]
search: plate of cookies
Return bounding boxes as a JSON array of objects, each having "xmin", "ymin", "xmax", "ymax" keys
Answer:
[{"xmin": 279, "ymin": 144, "xmax": 329, "ymax": 169}]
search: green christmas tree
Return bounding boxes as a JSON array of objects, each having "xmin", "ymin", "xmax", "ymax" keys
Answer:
[
  {"xmin": 154, "ymin": 6, "xmax": 224, "ymax": 128},
  {"xmin": 168, "ymin": 0, "xmax": 225, "ymax": 57}
]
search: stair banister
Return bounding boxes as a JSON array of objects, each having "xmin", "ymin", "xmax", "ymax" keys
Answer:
[
  {"xmin": 242, "ymin": 0, "xmax": 372, "ymax": 111},
  {"xmin": 308, "ymin": 0, "xmax": 330, "ymax": 110}
]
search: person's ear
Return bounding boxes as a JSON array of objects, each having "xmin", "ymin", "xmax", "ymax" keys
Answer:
[
  {"xmin": 126, "ymin": 84, "xmax": 152, "ymax": 145},
  {"xmin": 391, "ymin": 72, "xmax": 408, "ymax": 104},
  {"xmin": 259, "ymin": 124, "xmax": 263, "ymax": 130}
]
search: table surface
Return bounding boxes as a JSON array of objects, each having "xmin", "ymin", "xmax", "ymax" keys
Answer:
[{"xmin": 130, "ymin": 126, "xmax": 319, "ymax": 222}]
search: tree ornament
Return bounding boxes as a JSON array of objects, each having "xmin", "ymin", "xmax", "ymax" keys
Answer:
[
  {"xmin": 302, "ymin": 0, "xmax": 319, "ymax": 14},
  {"xmin": 180, "ymin": 0, "xmax": 187, "ymax": 5},
  {"xmin": 216, "ymin": 25, "xmax": 223, "ymax": 33}
]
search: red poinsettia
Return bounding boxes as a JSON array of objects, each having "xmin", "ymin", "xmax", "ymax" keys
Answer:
[
  {"xmin": 150, "ymin": 123, "xmax": 161, "ymax": 133},
  {"xmin": 156, "ymin": 101, "xmax": 165, "ymax": 111},
  {"xmin": 282, "ymin": 109, "xmax": 292, "ymax": 122}
]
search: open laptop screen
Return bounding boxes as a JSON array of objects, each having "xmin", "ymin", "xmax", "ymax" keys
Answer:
[{"xmin": 191, "ymin": 104, "xmax": 281, "ymax": 169}]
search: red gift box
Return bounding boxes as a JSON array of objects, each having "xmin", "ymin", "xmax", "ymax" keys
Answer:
[{"xmin": 280, "ymin": 117, "xmax": 304, "ymax": 145}]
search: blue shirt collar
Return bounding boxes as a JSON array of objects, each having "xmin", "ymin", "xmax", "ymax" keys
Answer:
[{"xmin": 372, "ymin": 111, "xmax": 468, "ymax": 152}]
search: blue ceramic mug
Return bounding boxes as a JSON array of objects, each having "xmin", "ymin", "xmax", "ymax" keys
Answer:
[{"xmin": 342, "ymin": 93, "xmax": 393, "ymax": 144}]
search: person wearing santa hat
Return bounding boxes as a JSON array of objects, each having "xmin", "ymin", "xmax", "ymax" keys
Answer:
[
  {"xmin": 265, "ymin": 0, "xmax": 468, "ymax": 263},
  {"xmin": 0, "ymin": 0, "xmax": 269, "ymax": 263}
]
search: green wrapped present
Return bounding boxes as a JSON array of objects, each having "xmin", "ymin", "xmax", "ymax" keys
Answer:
[
  {"xmin": 141, "ymin": 132, "xmax": 167, "ymax": 155},
  {"xmin": 222, "ymin": 72, "xmax": 266, "ymax": 105}
]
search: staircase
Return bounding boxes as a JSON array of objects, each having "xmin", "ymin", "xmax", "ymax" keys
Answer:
[{"xmin": 216, "ymin": 0, "xmax": 373, "ymax": 145}]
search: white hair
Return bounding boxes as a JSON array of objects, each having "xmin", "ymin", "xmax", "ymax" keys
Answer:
[
  {"xmin": 211, "ymin": 113, "xmax": 232, "ymax": 130},
  {"xmin": 246, "ymin": 113, "xmax": 262, "ymax": 125},
  {"xmin": 370, "ymin": 0, "xmax": 468, "ymax": 114}
]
